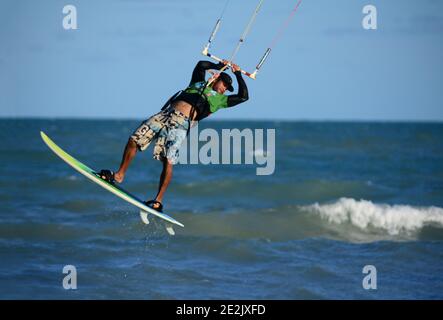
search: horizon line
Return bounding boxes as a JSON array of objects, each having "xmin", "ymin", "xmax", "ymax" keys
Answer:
[{"xmin": 1, "ymin": 116, "xmax": 443, "ymax": 124}]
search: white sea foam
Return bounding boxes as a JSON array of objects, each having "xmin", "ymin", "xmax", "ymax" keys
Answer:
[{"xmin": 306, "ymin": 198, "xmax": 443, "ymax": 235}]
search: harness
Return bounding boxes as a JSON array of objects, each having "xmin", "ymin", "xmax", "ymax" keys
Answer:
[{"xmin": 160, "ymin": 79, "xmax": 213, "ymax": 135}]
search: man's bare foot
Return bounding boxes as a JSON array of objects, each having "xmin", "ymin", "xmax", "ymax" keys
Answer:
[
  {"xmin": 152, "ymin": 200, "xmax": 162, "ymax": 210},
  {"xmin": 114, "ymin": 172, "xmax": 124, "ymax": 183}
]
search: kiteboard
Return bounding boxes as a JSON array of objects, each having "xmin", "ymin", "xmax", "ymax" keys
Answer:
[{"xmin": 40, "ymin": 131, "xmax": 183, "ymax": 235}]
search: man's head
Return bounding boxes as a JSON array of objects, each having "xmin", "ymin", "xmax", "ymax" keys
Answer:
[{"xmin": 212, "ymin": 72, "xmax": 234, "ymax": 94}]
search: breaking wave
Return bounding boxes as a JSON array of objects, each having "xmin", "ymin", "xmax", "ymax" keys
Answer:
[
  {"xmin": 305, "ymin": 197, "xmax": 443, "ymax": 237},
  {"xmin": 176, "ymin": 198, "xmax": 443, "ymax": 243}
]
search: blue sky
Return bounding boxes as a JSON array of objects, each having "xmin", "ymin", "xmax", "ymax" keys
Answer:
[{"xmin": 1, "ymin": 0, "xmax": 442, "ymax": 120}]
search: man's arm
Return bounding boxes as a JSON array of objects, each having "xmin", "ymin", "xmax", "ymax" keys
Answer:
[
  {"xmin": 227, "ymin": 70, "xmax": 249, "ymax": 107},
  {"xmin": 190, "ymin": 60, "xmax": 225, "ymax": 85}
]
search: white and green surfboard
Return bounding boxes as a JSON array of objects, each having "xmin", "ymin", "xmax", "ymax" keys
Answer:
[{"xmin": 40, "ymin": 131, "xmax": 184, "ymax": 234}]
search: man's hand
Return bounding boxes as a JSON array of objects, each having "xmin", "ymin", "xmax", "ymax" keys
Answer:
[
  {"xmin": 221, "ymin": 59, "xmax": 240, "ymax": 72},
  {"xmin": 231, "ymin": 63, "xmax": 241, "ymax": 73}
]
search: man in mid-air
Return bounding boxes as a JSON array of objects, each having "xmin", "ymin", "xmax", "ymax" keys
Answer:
[{"xmin": 98, "ymin": 60, "xmax": 249, "ymax": 212}]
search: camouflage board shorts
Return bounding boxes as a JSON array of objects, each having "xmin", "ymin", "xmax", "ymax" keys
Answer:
[{"xmin": 130, "ymin": 109, "xmax": 190, "ymax": 165}]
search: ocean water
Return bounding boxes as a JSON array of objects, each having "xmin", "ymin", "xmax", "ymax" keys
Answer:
[{"xmin": 0, "ymin": 119, "xmax": 442, "ymax": 299}]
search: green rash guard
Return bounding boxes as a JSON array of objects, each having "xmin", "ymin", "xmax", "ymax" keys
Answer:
[{"xmin": 183, "ymin": 81, "xmax": 229, "ymax": 113}]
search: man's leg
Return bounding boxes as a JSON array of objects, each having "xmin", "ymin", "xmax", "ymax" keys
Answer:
[
  {"xmin": 148, "ymin": 111, "xmax": 188, "ymax": 209},
  {"xmin": 152, "ymin": 159, "xmax": 173, "ymax": 208},
  {"xmin": 114, "ymin": 138, "xmax": 138, "ymax": 183}
]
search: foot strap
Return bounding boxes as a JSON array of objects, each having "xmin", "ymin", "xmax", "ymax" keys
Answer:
[
  {"xmin": 98, "ymin": 169, "xmax": 115, "ymax": 185},
  {"xmin": 144, "ymin": 200, "xmax": 163, "ymax": 213}
]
